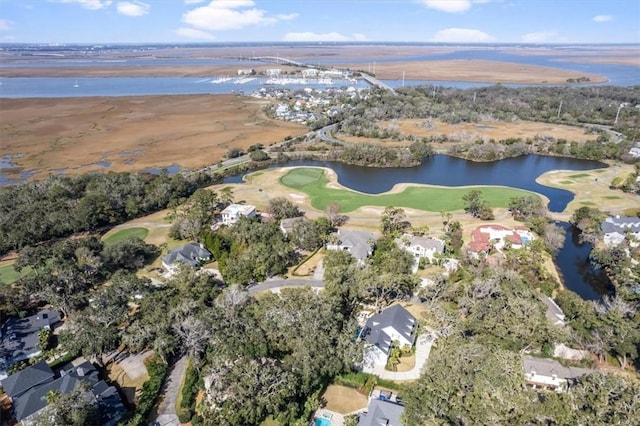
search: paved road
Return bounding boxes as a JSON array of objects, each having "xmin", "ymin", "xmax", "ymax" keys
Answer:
[
  {"xmin": 248, "ymin": 278, "xmax": 324, "ymax": 295},
  {"xmin": 316, "ymin": 124, "xmax": 344, "ymax": 145},
  {"xmin": 152, "ymin": 355, "xmax": 187, "ymax": 426}
]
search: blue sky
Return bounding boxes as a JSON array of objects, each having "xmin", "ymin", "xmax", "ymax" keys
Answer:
[{"xmin": 1, "ymin": 0, "xmax": 639, "ymax": 44}]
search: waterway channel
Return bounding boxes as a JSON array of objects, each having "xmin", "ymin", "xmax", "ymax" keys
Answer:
[{"xmin": 224, "ymin": 155, "xmax": 613, "ymax": 300}]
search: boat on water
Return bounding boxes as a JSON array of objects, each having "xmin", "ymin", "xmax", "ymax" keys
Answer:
[{"xmin": 73, "ymin": 81, "xmax": 79, "ymax": 87}]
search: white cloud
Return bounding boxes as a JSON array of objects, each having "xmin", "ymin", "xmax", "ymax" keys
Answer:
[
  {"xmin": 283, "ymin": 32, "xmax": 371, "ymax": 42},
  {"xmin": 116, "ymin": 1, "xmax": 149, "ymax": 16},
  {"xmin": 430, "ymin": 28, "xmax": 494, "ymax": 42},
  {"xmin": 592, "ymin": 15, "xmax": 612, "ymax": 22},
  {"xmin": 174, "ymin": 27, "xmax": 216, "ymax": 40},
  {"xmin": 184, "ymin": 0, "xmax": 206, "ymax": 4},
  {"xmin": 0, "ymin": 19, "xmax": 13, "ymax": 31},
  {"xmin": 276, "ymin": 13, "xmax": 299, "ymax": 21},
  {"xmin": 182, "ymin": 0, "xmax": 281, "ymax": 31},
  {"xmin": 421, "ymin": 0, "xmax": 491, "ymax": 13},
  {"xmin": 49, "ymin": 0, "xmax": 112, "ymax": 10},
  {"xmin": 521, "ymin": 30, "xmax": 559, "ymax": 43}
]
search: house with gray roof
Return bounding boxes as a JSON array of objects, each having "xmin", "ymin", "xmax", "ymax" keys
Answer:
[
  {"xmin": 357, "ymin": 398, "xmax": 404, "ymax": 426},
  {"xmin": 395, "ymin": 233, "xmax": 445, "ymax": 271},
  {"xmin": 0, "ymin": 309, "xmax": 61, "ymax": 380},
  {"xmin": 360, "ymin": 304, "xmax": 418, "ymax": 372},
  {"xmin": 523, "ymin": 355, "xmax": 594, "ymax": 393},
  {"xmin": 279, "ymin": 216, "xmax": 306, "ymax": 234},
  {"xmin": 4, "ymin": 360, "xmax": 125, "ymax": 424},
  {"xmin": 601, "ymin": 215, "xmax": 640, "ymax": 246},
  {"xmin": 0, "ymin": 360, "xmax": 54, "ymax": 399},
  {"xmin": 161, "ymin": 243, "xmax": 212, "ymax": 272},
  {"xmin": 326, "ymin": 230, "xmax": 378, "ymax": 265}
]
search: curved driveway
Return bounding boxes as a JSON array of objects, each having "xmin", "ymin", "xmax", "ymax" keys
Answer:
[{"xmin": 248, "ymin": 278, "xmax": 324, "ymax": 295}]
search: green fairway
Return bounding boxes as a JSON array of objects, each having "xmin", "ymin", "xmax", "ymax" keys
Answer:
[
  {"xmin": 103, "ymin": 227, "xmax": 149, "ymax": 245},
  {"xmin": 280, "ymin": 167, "xmax": 536, "ymax": 212},
  {"xmin": 0, "ymin": 263, "xmax": 32, "ymax": 285},
  {"xmin": 569, "ymin": 173, "xmax": 591, "ymax": 178}
]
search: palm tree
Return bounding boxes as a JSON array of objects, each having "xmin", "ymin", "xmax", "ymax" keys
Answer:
[{"xmin": 45, "ymin": 389, "xmax": 60, "ymax": 404}]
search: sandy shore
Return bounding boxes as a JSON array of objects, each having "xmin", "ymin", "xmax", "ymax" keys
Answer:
[{"xmin": 0, "ymin": 95, "xmax": 306, "ymax": 180}]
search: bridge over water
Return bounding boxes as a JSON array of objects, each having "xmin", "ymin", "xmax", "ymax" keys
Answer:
[
  {"xmin": 248, "ymin": 56, "xmax": 307, "ymax": 67},
  {"xmin": 360, "ymin": 74, "xmax": 397, "ymax": 94}
]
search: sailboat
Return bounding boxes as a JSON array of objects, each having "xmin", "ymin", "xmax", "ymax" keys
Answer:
[{"xmin": 73, "ymin": 80, "xmax": 79, "ymax": 88}]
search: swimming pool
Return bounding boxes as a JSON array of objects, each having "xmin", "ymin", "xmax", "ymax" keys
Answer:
[{"xmin": 315, "ymin": 416, "xmax": 332, "ymax": 426}]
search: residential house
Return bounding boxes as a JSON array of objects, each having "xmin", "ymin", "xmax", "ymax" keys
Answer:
[
  {"xmin": 395, "ymin": 233, "xmax": 445, "ymax": 271},
  {"xmin": 326, "ymin": 230, "xmax": 378, "ymax": 265},
  {"xmin": 266, "ymin": 68, "xmax": 282, "ymax": 76},
  {"xmin": 279, "ymin": 217, "xmax": 305, "ymax": 234},
  {"xmin": 361, "ymin": 305, "xmax": 418, "ymax": 372},
  {"xmin": 0, "ymin": 309, "xmax": 61, "ymax": 379},
  {"xmin": 302, "ymin": 68, "xmax": 318, "ymax": 77},
  {"xmin": 629, "ymin": 147, "xmax": 640, "ymax": 158},
  {"xmin": 601, "ymin": 215, "xmax": 640, "ymax": 246},
  {"xmin": 221, "ymin": 203, "xmax": 256, "ymax": 226},
  {"xmin": 523, "ymin": 356, "xmax": 594, "ymax": 393},
  {"xmin": 3, "ymin": 360, "xmax": 126, "ymax": 425},
  {"xmin": 468, "ymin": 224, "xmax": 535, "ymax": 256},
  {"xmin": 0, "ymin": 361, "xmax": 54, "ymax": 399},
  {"xmin": 237, "ymin": 69, "xmax": 255, "ymax": 76},
  {"xmin": 161, "ymin": 243, "xmax": 212, "ymax": 272},
  {"xmin": 357, "ymin": 398, "xmax": 404, "ymax": 426}
]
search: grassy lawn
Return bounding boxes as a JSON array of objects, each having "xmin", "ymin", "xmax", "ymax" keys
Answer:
[
  {"xmin": 280, "ymin": 167, "xmax": 533, "ymax": 213},
  {"xmin": 0, "ymin": 261, "xmax": 32, "ymax": 285},
  {"xmin": 103, "ymin": 227, "xmax": 149, "ymax": 245},
  {"xmin": 322, "ymin": 385, "xmax": 368, "ymax": 414},
  {"xmin": 569, "ymin": 173, "xmax": 590, "ymax": 178}
]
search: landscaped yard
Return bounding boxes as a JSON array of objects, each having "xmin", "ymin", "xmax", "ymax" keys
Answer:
[
  {"xmin": 280, "ymin": 167, "xmax": 533, "ymax": 212},
  {"xmin": 322, "ymin": 385, "xmax": 368, "ymax": 414},
  {"xmin": 102, "ymin": 227, "xmax": 149, "ymax": 245}
]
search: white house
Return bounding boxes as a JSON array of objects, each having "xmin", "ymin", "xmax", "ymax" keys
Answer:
[
  {"xmin": 221, "ymin": 203, "xmax": 256, "ymax": 226},
  {"xmin": 395, "ymin": 233, "xmax": 445, "ymax": 271},
  {"xmin": 266, "ymin": 68, "xmax": 282, "ymax": 76},
  {"xmin": 601, "ymin": 215, "xmax": 640, "ymax": 246},
  {"xmin": 302, "ymin": 68, "xmax": 318, "ymax": 77},
  {"xmin": 523, "ymin": 356, "xmax": 593, "ymax": 393},
  {"xmin": 326, "ymin": 230, "xmax": 378, "ymax": 265},
  {"xmin": 360, "ymin": 305, "xmax": 417, "ymax": 372}
]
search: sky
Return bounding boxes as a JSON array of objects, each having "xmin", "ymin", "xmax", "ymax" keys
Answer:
[{"xmin": 0, "ymin": 0, "xmax": 639, "ymax": 44}]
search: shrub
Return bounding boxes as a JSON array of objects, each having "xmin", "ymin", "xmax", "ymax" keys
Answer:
[{"xmin": 123, "ymin": 354, "xmax": 168, "ymax": 426}]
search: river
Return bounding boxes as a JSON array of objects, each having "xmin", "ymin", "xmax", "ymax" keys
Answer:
[
  {"xmin": 223, "ymin": 155, "xmax": 613, "ymax": 300},
  {"xmin": 1, "ymin": 45, "xmax": 638, "ymax": 98}
]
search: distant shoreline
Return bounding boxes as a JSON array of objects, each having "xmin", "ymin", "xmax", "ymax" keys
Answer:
[
  {"xmin": 0, "ymin": 44, "xmax": 628, "ymax": 85},
  {"xmin": 0, "ymin": 59, "xmax": 608, "ymax": 85}
]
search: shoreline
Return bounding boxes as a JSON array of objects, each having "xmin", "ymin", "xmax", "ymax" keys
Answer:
[{"xmin": 0, "ymin": 59, "xmax": 609, "ymax": 85}]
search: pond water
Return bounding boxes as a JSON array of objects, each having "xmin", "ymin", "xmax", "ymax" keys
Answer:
[
  {"xmin": 225, "ymin": 154, "xmax": 612, "ymax": 299},
  {"xmin": 225, "ymin": 154, "xmax": 607, "ymax": 213}
]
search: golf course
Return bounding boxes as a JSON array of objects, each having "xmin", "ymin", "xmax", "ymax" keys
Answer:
[{"xmin": 279, "ymin": 167, "xmax": 535, "ymax": 212}]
